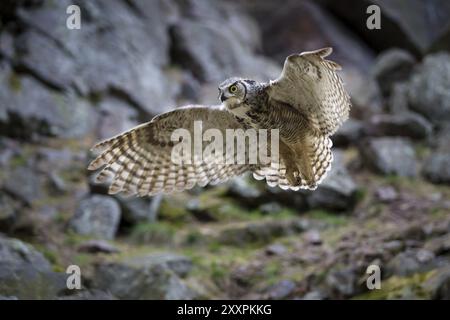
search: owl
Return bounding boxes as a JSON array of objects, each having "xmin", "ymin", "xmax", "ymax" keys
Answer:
[{"xmin": 88, "ymin": 47, "xmax": 351, "ymax": 196}]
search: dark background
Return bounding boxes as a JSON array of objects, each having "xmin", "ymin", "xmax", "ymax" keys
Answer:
[{"xmin": 0, "ymin": 0, "xmax": 450, "ymax": 300}]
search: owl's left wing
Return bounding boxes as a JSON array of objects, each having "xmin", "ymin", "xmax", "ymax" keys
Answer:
[
  {"xmin": 267, "ymin": 47, "xmax": 351, "ymax": 136},
  {"xmin": 88, "ymin": 105, "xmax": 250, "ymax": 196}
]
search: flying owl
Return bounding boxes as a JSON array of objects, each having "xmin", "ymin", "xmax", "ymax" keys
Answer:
[{"xmin": 88, "ymin": 47, "xmax": 351, "ymax": 196}]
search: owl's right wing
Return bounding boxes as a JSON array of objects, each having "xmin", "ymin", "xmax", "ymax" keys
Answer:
[{"xmin": 88, "ymin": 105, "xmax": 249, "ymax": 196}]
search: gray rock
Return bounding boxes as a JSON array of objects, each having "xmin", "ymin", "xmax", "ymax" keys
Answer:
[
  {"xmin": 375, "ymin": 186, "xmax": 398, "ymax": 203},
  {"xmin": 94, "ymin": 253, "xmax": 196, "ymax": 300},
  {"xmin": 423, "ymin": 151, "xmax": 450, "ymax": 185},
  {"xmin": 10, "ymin": 0, "xmax": 176, "ymax": 115},
  {"xmin": 216, "ymin": 218, "xmax": 306, "ymax": 246},
  {"xmin": 423, "ymin": 266, "xmax": 450, "ymax": 299},
  {"xmin": 408, "ymin": 53, "xmax": 450, "ymax": 125},
  {"xmin": 2, "ymin": 166, "xmax": 44, "ymax": 205},
  {"xmin": 59, "ymin": 289, "xmax": 116, "ymax": 300},
  {"xmin": 0, "ymin": 193, "xmax": 22, "ymax": 231},
  {"xmin": 78, "ymin": 240, "xmax": 120, "ymax": 254},
  {"xmin": 305, "ymin": 151, "xmax": 358, "ymax": 211},
  {"xmin": 333, "ymin": 119, "xmax": 365, "ymax": 147},
  {"xmin": 227, "ymin": 175, "xmax": 265, "ymax": 207},
  {"xmin": 265, "ymin": 243, "xmax": 288, "ymax": 256},
  {"xmin": 117, "ymin": 194, "xmax": 161, "ymax": 225},
  {"xmin": 372, "ymin": 48, "xmax": 416, "ymax": 96},
  {"xmin": 170, "ymin": 1, "xmax": 278, "ymax": 84},
  {"xmin": 0, "ymin": 236, "xmax": 66, "ymax": 299},
  {"xmin": 386, "ymin": 250, "xmax": 428, "ymax": 277},
  {"xmin": 0, "ymin": 65, "xmax": 95, "ymax": 139},
  {"xmin": 259, "ymin": 202, "xmax": 282, "ymax": 215},
  {"xmin": 322, "ymin": 0, "xmax": 450, "ymax": 55},
  {"xmin": 302, "ymin": 291, "xmax": 325, "ymax": 300},
  {"xmin": 267, "ymin": 279, "xmax": 296, "ymax": 299},
  {"xmin": 69, "ymin": 195, "xmax": 121, "ymax": 240},
  {"xmin": 365, "ymin": 112, "xmax": 432, "ymax": 140},
  {"xmin": 387, "ymin": 82, "xmax": 410, "ymax": 115},
  {"xmin": 360, "ymin": 138, "xmax": 417, "ymax": 177},
  {"xmin": 304, "ymin": 230, "xmax": 322, "ymax": 246},
  {"xmin": 325, "ymin": 268, "xmax": 358, "ymax": 298}
]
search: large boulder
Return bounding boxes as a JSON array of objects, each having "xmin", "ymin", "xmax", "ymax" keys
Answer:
[
  {"xmin": 170, "ymin": 1, "xmax": 279, "ymax": 84},
  {"xmin": 423, "ymin": 151, "xmax": 450, "ymax": 185},
  {"xmin": 69, "ymin": 195, "xmax": 121, "ymax": 239},
  {"xmin": 94, "ymin": 253, "xmax": 196, "ymax": 300},
  {"xmin": 322, "ymin": 0, "xmax": 450, "ymax": 55},
  {"xmin": 305, "ymin": 151, "xmax": 358, "ymax": 211},
  {"xmin": 372, "ymin": 48, "xmax": 416, "ymax": 97},
  {"xmin": 407, "ymin": 53, "xmax": 450, "ymax": 125},
  {"xmin": 2, "ymin": 0, "xmax": 176, "ymax": 115},
  {"xmin": 0, "ymin": 235, "xmax": 66, "ymax": 299},
  {"xmin": 0, "ymin": 63, "xmax": 95, "ymax": 139},
  {"xmin": 365, "ymin": 112, "xmax": 432, "ymax": 140},
  {"xmin": 359, "ymin": 137, "xmax": 418, "ymax": 177}
]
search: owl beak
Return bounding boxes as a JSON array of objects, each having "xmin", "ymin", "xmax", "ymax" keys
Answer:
[{"xmin": 219, "ymin": 91, "xmax": 226, "ymax": 102}]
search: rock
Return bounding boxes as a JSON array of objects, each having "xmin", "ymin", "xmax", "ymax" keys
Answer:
[
  {"xmin": 416, "ymin": 249, "xmax": 435, "ymax": 264},
  {"xmin": 304, "ymin": 230, "xmax": 322, "ymax": 246},
  {"xmin": 267, "ymin": 279, "xmax": 296, "ymax": 299},
  {"xmin": 59, "ymin": 289, "xmax": 116, "ymax": 300},
  {"xmin": 375, "ymin": 186, "xmax": 398, "ymax": 203},
  {"xmin": 0, "ymin": 193, "xmax": 22, "ymax": 231},
  {"xmin": 96, "ymin": 97, "xmax": 139, "ymax": 141},
  {"xmin": 372, "ymin": 48, "xmax": 416, "ymax": 96},
  {"xmin": 0, "ymin": 66, "xmax": 96, "ymax": 139},
  {"xmin": 332, "ymin": 119, "xmax": 364, "ymax": 147},
  {"xmin": 227, "ymin": 176, "xmax": 265, "ymax": 207},
  {"xmin": 2, "ymin": 166, "xmax": 44, "ymax": 205},
  {"xmin": 117, "ymin": 195, "xmax": 161, "ymax": 225},
  {"xmin": 259, "ymin": 202, "xmax": 282, "ymax": 215},
  {"xmin": 423, "ymin": 151, "xmax": 450, "ymax": 185},
  {"xmin": 78, "ymin": 240, "xmax": 120, "ymax": 254},
  {"xmin": 302, "ymin": 291, "xmax": 325, "ymax": 300},
  {"xmin": 325, "ymin": 268, "xmax": 358, "ymax": 298},
  {"xmin": 424, "ymin": 234, "xmax": 450, "ymax": 256},
  {"xmin": 265, "ymin": 243, "xmax": 288, "ymax": 256},
  {"xmin": 94, "ymin": 253, "xmax": 196, "ymax": 299},
  {"xmin": 386, "ymin": 250, "xmax": 434, "ymax": 277},
  {"xmin": 408, "ymin": 53, "xmax": 450, "ymax": 125},
  {"xmin": 323, "ymin": 0, "xmax": 450, "ymax": 55},
  {"xmin": 170, "ymin": 1, "xmax": 278, "ymax": 84},
  {"xmin": 305, "ymin": 151, "xmax": 358, "ymax": 211},
  {"xmin": 359, "ymin": 137, "xmax": 417, "ymax": 177},
  {"xmin": 69, "ymin": 195, "xmax": 121, "ymax": 240},
  {"xmin": 9, "ymin": 0, "xmax": 176, "ymax": 114},
  {"xmin": 216, "ymin": 218, "xmax": 307, "ymax": 246},
  {"xmin": 365, "ymin": 112, "xmax": 432, "ymax": 140},
  {"xmin": 0, "ymin": 236, "xmax": 66, "ymax": 299},
  {"xmin": 387, "ymin": 82, "xmax": 410, "ymax": 115},
  {"xmin": 423, "ymin": 267, "xmax": 450, "ymax": 299}
]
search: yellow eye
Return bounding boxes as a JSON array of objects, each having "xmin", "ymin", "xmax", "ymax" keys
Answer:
[{"xmin": 229, "ymin": 85, "xmax": 237, "ymax": 93}]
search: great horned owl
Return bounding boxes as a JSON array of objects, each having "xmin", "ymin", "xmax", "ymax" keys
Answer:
[{"xmin": 88, "ymin": 48, "xmax": 351, "ymax": 196}]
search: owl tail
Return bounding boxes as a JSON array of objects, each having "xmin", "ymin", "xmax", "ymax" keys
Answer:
[{"xmin": 285, "ymin": 134, "xmax": 333, "ymax": 190}]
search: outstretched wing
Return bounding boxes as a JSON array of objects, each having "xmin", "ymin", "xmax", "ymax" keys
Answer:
[
  {"xmin": 88, "ymin": 105, "xmax": 249, "ymax": 196},
  {"xmin": 268, "ymin": 47, "xmax": 351, "ymax": 136}
]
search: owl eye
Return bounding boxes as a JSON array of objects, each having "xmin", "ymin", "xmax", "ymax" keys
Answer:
[{"xmin": 229, "ymin": 85, "xmax": 238, "ymax": 93}]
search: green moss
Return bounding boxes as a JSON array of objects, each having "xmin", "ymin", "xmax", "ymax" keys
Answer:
[
  {"xmin": 130, "ymin": 222, "xmax": 176, "ymax": 245},
  {"xmin": 159, "ymin": 198, "xmax": 191, "ymax": 225},
  {"xmin": 305, "ymin": 209, "xmax": 349, "ymax": 226},
  {"xmin": 8, "ymin": 72, "xmax": 22, "ymax": 92},
  {"xmin": 354, "ymin": 272, "xmax": 434, "ymax": 300}
]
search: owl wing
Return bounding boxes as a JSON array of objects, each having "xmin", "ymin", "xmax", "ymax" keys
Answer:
[
  {"xmin": 88, "ymin": 105, "xmax": 250, "ymax": 196},
  {"xmin": 267, "ymin": 47, "xmax": 351, "ymax": 136}
]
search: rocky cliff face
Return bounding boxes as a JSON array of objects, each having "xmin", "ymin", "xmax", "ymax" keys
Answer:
[{"xmin": 1, "ymin": 0, "xmax": 450, "ymax": 300}]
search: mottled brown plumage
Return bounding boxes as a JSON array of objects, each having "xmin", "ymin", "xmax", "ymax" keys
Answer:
[{"xmin": 88, "ymin": 47, "xmax": 351, "ymax": 196}]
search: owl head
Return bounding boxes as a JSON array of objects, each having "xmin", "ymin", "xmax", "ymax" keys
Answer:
[{"xmin": 218, "ymin": 78, "xmax": 256, "ymax": 109}]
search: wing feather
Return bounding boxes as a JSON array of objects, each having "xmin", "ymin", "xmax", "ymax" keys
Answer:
[{"xmin": 268, "ymin": 47, "xmax": 351, "ymax": 136}]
